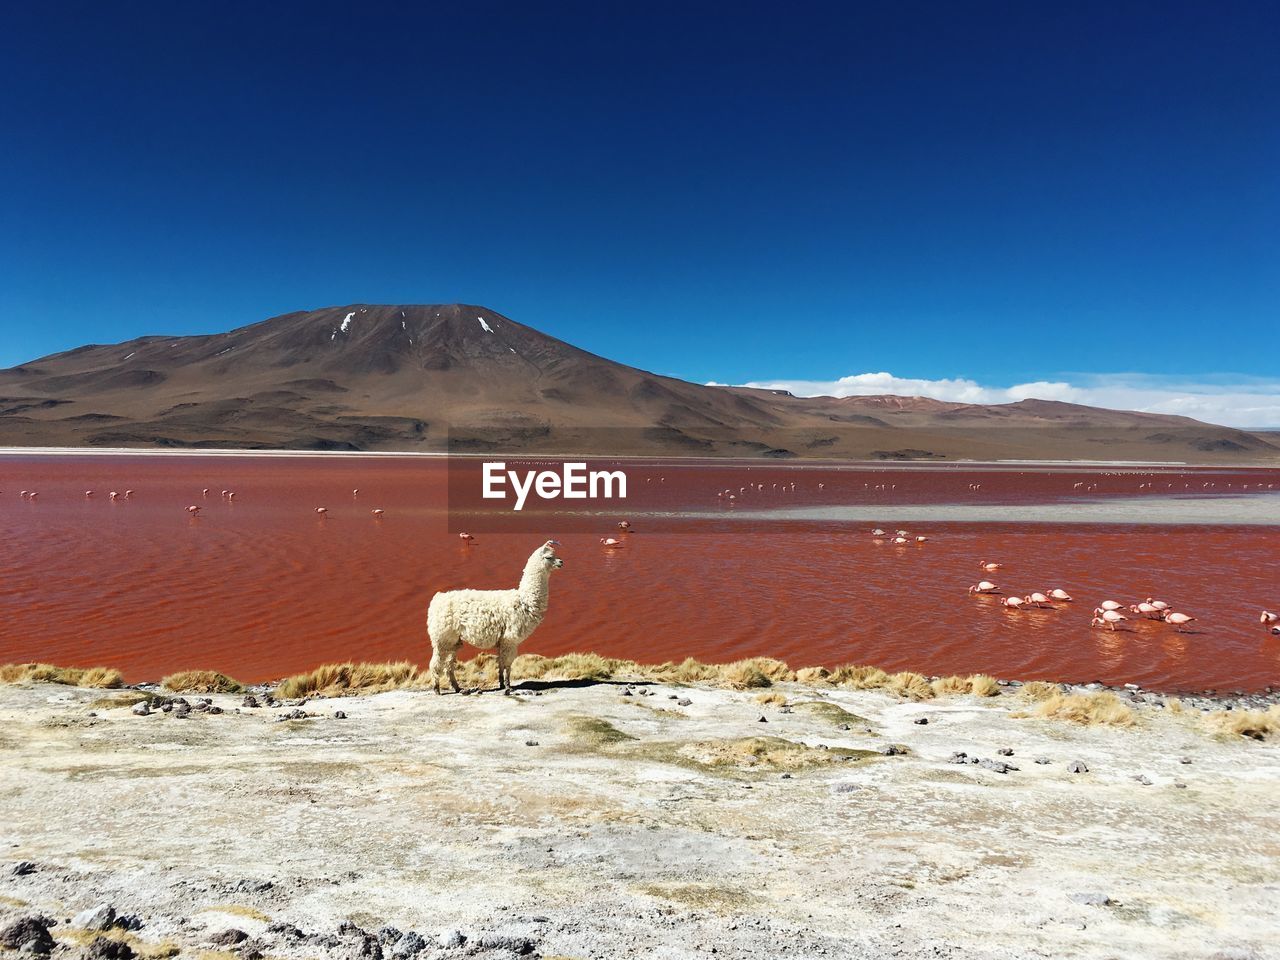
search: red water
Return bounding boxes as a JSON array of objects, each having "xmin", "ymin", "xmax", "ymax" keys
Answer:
[{"xmin": 2, "ymin": 455, "xmax": 1279, "ymax": 692}]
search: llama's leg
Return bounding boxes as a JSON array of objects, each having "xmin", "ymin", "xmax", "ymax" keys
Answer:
[
  {"xmin": 497, "ymin": 643, "xmax": 516, "ymax": 691},
  {"xmin": 429, "ymin": 648, "xmax": 443, "ymax": 695},
  {"xmin": 446, "ymin": 648, "xmax": 461, "ymax": 692}
]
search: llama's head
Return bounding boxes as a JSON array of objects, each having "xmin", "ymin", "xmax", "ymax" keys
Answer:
[{"xmin": 537, "ymin": 540, "xmax": 564, "ymax": 570}]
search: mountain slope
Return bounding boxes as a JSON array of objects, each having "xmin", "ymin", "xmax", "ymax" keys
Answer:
[{"xmin": 0, "ymin": 303, "xmax": 1274, "ymax": 461}]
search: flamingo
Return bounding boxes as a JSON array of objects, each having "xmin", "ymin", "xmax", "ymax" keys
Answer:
[
  {"xmin": 1091, "ymin": 610, "xmax": 1127, "ymax": 631},
  {"xmin": 19, "ymin": 491, "xmax": 28, "ymax": 499},
  {"xmin": 617, "ymin": 521, "xmax": 632, "ymax": 530},
  {"xmin": 315, "ymin": 507, "xmax": 328, "ymax": 515},
  {"xmin": 1024, "ymin": 592, "xmax": 1052, "ymax": 608},
  {"xmin": 85, "ymin": 490, "xmax": 94, "ymax": 498},
  {"xmin": 202, "ymin": 488, "xmax": 210, "ymax": 497},
  {"xmin": 1095, "ymin": 600, "xmax": 1125, "ymax": 613},
  {"xmin": 1163, "ymin": 611, "xmax": 1196, "ymax": 632},
  {"xmin": 458, "ymin": 532, "xmax": 475, "ymax": 542},
  {"xmin": 600, "ymin": 537, "xmax": 623, "ymax": 548},
  {"xmin": 1001, "ymin": 596, "xmax": 1026, "ymax": 610},
  {"xmin": 124, "ymin": 489, "xmax": 134, "ymax": 499},
  {"xmin": 1271, "ymin": 625, "xmax": 1280, "ymax": 636},
  {"xmin": 968, "ymin": 581, "xmax": 1000, "ymax": 595},
  {"xmin": 186, "ymin": 505, "xmax": 201, "ymax": 515},
  {"xmin": 371, "ymin": 509, "xmax": 384, "ymax": 518},
  {"xmin": 1145, "ymin": 598, "xmax": 1170, "ymax": 612},
  {"xmin": 979, "ymin": 561, "xmax": 1002, "ymax": 572},
  {"xmin": 915, "ymin": 535, "xmax": 928, "ymax": 542},
  {"xmin": 895, "ymin": 529, "xmax": 909, "ymax": 536},
  {"xmin": 1130, "ymin": 602, "xmax": 1163, "ymax": 620},
  {"xmin": 1047, "ymin": 589, "xmax": 1073, "ymax": 601},
  {"xmin": 109, "ymin": 491, "xmax": 119, "ymax": 501},
  {"xmin": 353, "ymin": 488, "xmax": 360, "ymax": 496},
  {"xmin": 870, "ymin": 528, "xmax": 886, "ymax": 537},
  {"xmin": 27, "ymin": 492, "xmax": 37, "ymax": 500},
  {"xmin": 1261, "ymin": 610, "xmax": 1279, "ymax": 624},
  {"xmin": 227, "ymin": 491, "xmax": 235, "ymax": 501}
]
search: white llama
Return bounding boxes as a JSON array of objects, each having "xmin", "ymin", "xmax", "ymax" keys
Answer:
[{"xmin": 427, "ymin": 539, "xmax": 564, "ymax": 693}]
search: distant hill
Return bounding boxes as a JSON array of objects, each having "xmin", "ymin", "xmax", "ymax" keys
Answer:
[{"xmin": 1, "ymin": 303, "xmax": 1275, "ymax": 462}]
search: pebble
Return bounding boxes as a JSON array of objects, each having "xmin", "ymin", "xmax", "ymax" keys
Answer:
[
  {"xmin": 72, "ymin": 904, "xmax": 116, "ymax": 931},
  {"xmin": 525, "ymin": 740, "xmax": 539, "ymax": 747},
  {"xmin": 0, "ymin": 916, "xmax": 55, "ymax": 954},
  {"xmin": 912, "ymin": 717, "xmax": 928, "ymax": 725},
  {"xmin": 622, "ymin": 689, "xmax": 633, "ymax": 697},
  {"xmin": 208, "ymin": 929, "xmax": 248, "ymax": 946},
  {"xmin": 1174, "ymin": 781, "xmax": 1188, "ymax": 789},
  {"xmin": 10, "ymin": 861, "xmax": 37, "ymax": 877},
  {"xmin": 878, "ymin": 745, "xmax": 905, "ymax": 756},
  {"xmin": 334, "ymin": 711, "xmax": 347, "ymax": 720},
  {"xmin": 1067, "ymin": 761, "xmax": 1089, "ymax": 774},
  {"xmin": 85, "ymin": 939, "xmax": 134, "ymax": 960},
  {"xmin": 1133, "ymin": 774, "xmax": 1153, "ymax": 785},
  {"xmin": 1034, "ymin": 757, "xmax": 1052, "ymax": 765},
  {"xmin": 677, "ymin": 698, "xmax": 692, "ymax": 707},
  {"xmin": 997, "ymin": 747, "xmax": 1014, "ymax": 756},
  {"xmin": 758, "ymin": 716, "xmax": 768, "ymax": 723},
  {"xmin": 979, "ymin": 758, "xmax": 1017, "ymax": 774},
  {"xmin": 391, "ymin": 931, "xmax": 428, "ymax": 957},
  {"xmin": 1068, "ymin": 892, "xmax": 1112, "ymax": 906}
]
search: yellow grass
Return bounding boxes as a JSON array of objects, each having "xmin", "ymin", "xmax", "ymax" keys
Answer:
[
  {"xmin": 929, "ymin": 674, "xmax": 1001, "ymax": 697},
  {"xmin": 885, "ymin": 671, "xmax": 935, "ymax": 700},
  {"xmin": 161, "ymin": 670, "xmax": 243, "ymax": 694},
  {"xmin": 1204, "ymin": 705, "xmax": 1280, "ymax": 741},
  {"xmin": 754, "ymin": 691, "xmax": 788, "ymax": 706},
  {"xmin": 1018, "ymin": 681, "xmax": 1064, "ymax": 701},
  {"xmin": 274, "ymin": 661, "xmax": 420, "ymax": 698},
  {"xmin": 0, "ymin": 663, "xmax": 122, "ymax": 688},
  {"xmin": 1026, "ymin": 691, "xmax": 1135, "ymax": 727}
]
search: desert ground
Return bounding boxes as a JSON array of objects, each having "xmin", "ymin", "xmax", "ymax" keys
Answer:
[{"xmin": 1, "ymin": 670, "xmax": 1278, "ymax": 960}]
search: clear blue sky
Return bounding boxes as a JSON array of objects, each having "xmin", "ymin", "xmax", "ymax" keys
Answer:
[{"xmin": 1, "ymin": 1, "xmax": 1277, "ymax": 398}]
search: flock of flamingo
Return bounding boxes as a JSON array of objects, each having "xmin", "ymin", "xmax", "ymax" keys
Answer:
[{"xmin": 956, "ymin": 550, "xmax": 1279, "ymax": 637}]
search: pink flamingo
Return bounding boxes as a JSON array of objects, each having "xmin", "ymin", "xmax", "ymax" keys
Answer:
[
  {"xmin": 85, "ymin": 490, "xmax": 94, "ymax": 498},
  {"xmin": 1261, "ymin": 610, "xmax": 1278, "ymax": 624},
  {"xmin": 1001, "ymin": 596, "xmax": 1026, "ymax": 610},
  {"xmin": 1130, "ymin": 602, "xmax": 1163, "ymax": 619},
  {"xmin": 353, "ymin": 488, "xmax": 360, "ymax": 496},
  {"xmin": 968, "ymin": 581, "xmax": 1000, "ymax": 595},
  {"xmin": 891, "ymin": 536, "xmax": 909, "ymax": 544},
  {"xmin": 979, "ymin": 560, "xmax": 1002, "ymax": 572},
  {"xmin": 371, "ymin": 509, "xmax": 384, "ymax": 518},
  {"xmin": 1047, "ymin": 588, "xmax": 1073, "ymax": 601},
  {"xmin": 124, "ymin": 489, "xmax": 134, "ymax": 499},
  {"xmin": 315, "ymin": 507, "xmax": 327, "ymax": 515},
  {"xmin": 109, "ymin": 491, "xmax": 119, "ymax": 501},
  {"xmin": 202, "ymin": 488, "xmax": 210, "ymax": 497},
  {"xmin": 617, "ymin": 520, "xmax": 632, "ymax": 530},
  {"xmin": 186, "ymin": 505, "xmax": 201, "ymax": 515},
  {"xmin": 1163, "ymin": 611, "xmax": 1196, "ymax": 632},
  {"xmin": 1024, "ymin": 592, "xmax": 1052, "ymax": 608},
  {"xmin": 870, "ymin": 528, "xmax": 886, "ymax": 537},
  {"xmin": 1145, "ymin": 598, "xmax": 1170, "ymax": 612},
  {"xmin": 459, "ymin": 532, "xmax": 475, "ymax": 541},
  {"xmin": 915, "ymin": 535, "xmax": 928, "ymax": 542},
  {"xmin": 600, "ymin": 537, "xmax": 623, "ymax": 548},
  {"xmin": 227, "ymin": 491, "xmax": 235, "ymax": 501},
  {"xmin": 1095, "ymin": 600, "xmax": 1125, "ymax": 614},
  {"xmin": 1091, "ymin": 610, "xmax": 1128, "ymax": 631}
]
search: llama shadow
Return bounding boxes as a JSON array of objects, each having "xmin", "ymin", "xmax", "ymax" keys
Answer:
[{"xmin": 508, "ymin": 678, "xmax": 657, "ymax": 692}]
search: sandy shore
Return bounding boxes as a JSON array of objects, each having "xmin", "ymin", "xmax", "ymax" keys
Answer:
[{"xmin": 1, "ymin": 679, "xmax": 1277, "ymax": 960}]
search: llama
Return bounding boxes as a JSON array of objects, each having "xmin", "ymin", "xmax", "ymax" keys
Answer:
[{"xmin": 427, "ymin": 539, "xmax": 564, "ymax": 693}]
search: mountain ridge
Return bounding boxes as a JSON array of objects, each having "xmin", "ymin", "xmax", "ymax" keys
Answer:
[{"xmin": 1, "ymin": 303, "xmax": 1275, "ymax": 461}]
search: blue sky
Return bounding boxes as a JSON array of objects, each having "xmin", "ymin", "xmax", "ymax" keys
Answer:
[{"xmin": 2, "ymin": 2, "xmax": 1277, "ymax": 425}]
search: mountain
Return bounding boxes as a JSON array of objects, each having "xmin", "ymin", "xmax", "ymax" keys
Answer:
[{"xmin": 0, "ymin": 303, "xmax": 1275, "ymax": 462}]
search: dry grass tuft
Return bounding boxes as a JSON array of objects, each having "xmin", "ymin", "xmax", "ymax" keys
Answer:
[
  {"xmin": 1029, "ymin": 691, "xmax": 1135, "ymax": 726},
  {"xmin": 161, "ymin": 670, "xmax": 243, "ymax": 694},
  {"xmin": 1204, "ymin": 705, "xmax": 1280, "ymax": 741},
  {"xmin": 885, "ymin": 671, "xmax": 935, "ymax": 700},
  {"xmin": 274, "ymin": 661, "xmax": 420, "ymax": 698},
  {"xmin": 678, "ymin": 736, "xmax": 869, "ymax": 770},
  {"xmin": 1165, "ymin": 697, "xmax": 1184, "ymax": 714},
  {"xmin": 928, "ymin": 674, "xmax": 1001, "ymax": 697},
  {"xmin": 754, "ymin": 691, "xmax": 788, "ymax": 706},
  {"xmin": 0, "ymin": 663, "xmax": 123, "ymax": 688},
  {"xmin": 1018, "ymin": 681, "xmax": 1064, "ymax": 701},
  {"xmin": 795, "ymin": 666, "xmax": 831, "ymax": 684}
]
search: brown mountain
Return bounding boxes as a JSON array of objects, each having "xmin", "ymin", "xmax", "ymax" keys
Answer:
[{"xmin": 0, "ymin": 303, "xmax": 1274, "ymax": 461}]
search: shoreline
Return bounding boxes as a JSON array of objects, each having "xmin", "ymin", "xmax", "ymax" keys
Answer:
[{"xmin": 5, "ymin": 654, "xmax": 1279, "ymax": 708}]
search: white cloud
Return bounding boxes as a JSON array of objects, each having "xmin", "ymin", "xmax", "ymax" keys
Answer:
[{"xmin": 707, "ymin": 372, "xmax": 1280, "ymax": 429}]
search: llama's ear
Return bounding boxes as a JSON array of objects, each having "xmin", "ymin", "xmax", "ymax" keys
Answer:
[{"xmin": 546, "ymin": 539, "xmax": 561, "ymax": 547}]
